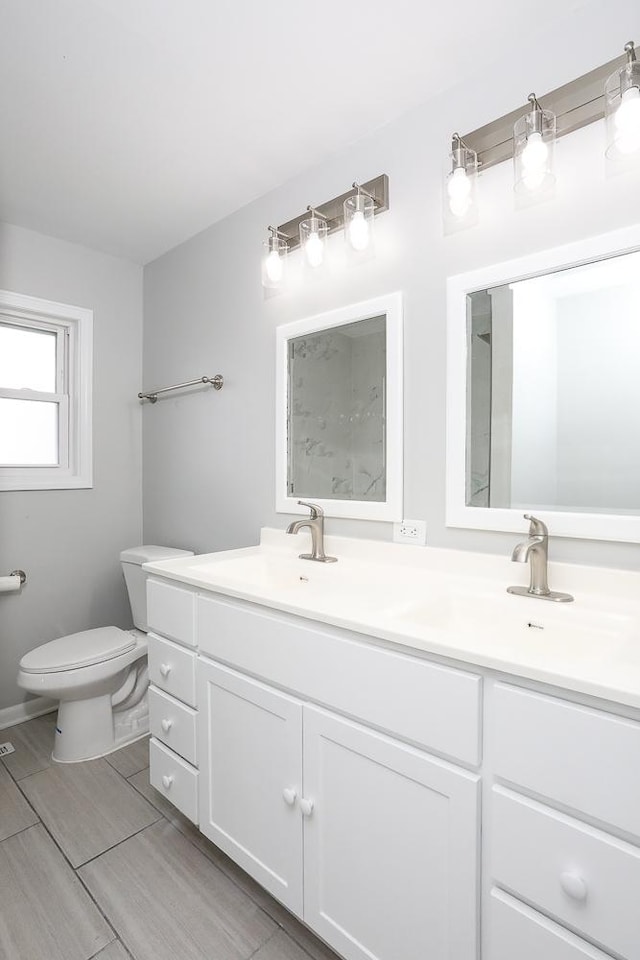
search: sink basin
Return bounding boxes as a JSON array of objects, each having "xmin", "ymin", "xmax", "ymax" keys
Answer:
[
  {"xmin": 178, "ymin": 550, "xmax": 429, "ymax": 619},
  {"xmin": 382, "ymin": 585, "xmax": 639, "ymax": 669}
]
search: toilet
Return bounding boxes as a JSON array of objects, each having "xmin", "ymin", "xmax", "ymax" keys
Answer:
[{"xmin": 17, "ymin": 545, "xmax": 193, "ymax": 763}]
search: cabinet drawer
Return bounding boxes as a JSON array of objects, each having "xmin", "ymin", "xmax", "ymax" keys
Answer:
[
  {"xmin": 147, "ymin": 578, "xmax": 196, "ymax": 648},
  {"xmin": 490, "ymin": 888, "xmax": 615, "ymax": 960},
  {"xmin": 149, "ymin": 686, "xmax": 197, "ymax": 766},
  {"xmin": 197, "ymin": 595, "xmax": 482, "ymax": 765},
  {"xmin": 492, "ymin": 683, "xmax": 640, "ymax": 837},
  {"xmin": 149, "ymin": 738, "xmax": 198, "ymax": 824},
  {"xmin": 491, "ymin": 787, "xmax": 640, "ymax": 960},
  {"xmin": 148, "ymin": 633, "xmax": 196, "ymax": 707}
]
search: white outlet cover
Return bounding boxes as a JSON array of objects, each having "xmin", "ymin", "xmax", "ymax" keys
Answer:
[{"xmin": 393, "ymin": 520, "xmax": 427, "ymax": 546}]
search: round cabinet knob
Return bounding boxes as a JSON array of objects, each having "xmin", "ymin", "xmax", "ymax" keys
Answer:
[
  {"xmin": 560, "ymin": 871, "xmax": 588, "ymax": 902},
  {"xmin": 159, "ymin": 664, "xmax": 172, "ymax": 678},
  {"xmin": 299, "ymin": 797, "xmax": 314, "ymax": 818},
  {"xmin": 282, "ymin": 787, "xmax": 297, "ymax": 806},
  {"xmin": 161, "ymin": 719, "xmax": 173, "ymax": 733},
  {"xmin": 161, "ymin": 775, "xmax": 174, "ymax": 790}
]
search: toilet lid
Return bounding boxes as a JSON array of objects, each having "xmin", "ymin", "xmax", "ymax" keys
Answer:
[{"xmin": 20, "ymin": 627, "xmax": 137, "ymax": 674}]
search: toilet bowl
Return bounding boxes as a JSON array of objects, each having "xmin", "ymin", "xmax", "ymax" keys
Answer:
[{"xmin": 17, "ymin": 545, "xmax": 193, "ymax": 763}]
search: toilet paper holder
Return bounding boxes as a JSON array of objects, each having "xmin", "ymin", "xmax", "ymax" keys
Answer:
[{"xmin": 0, "ymin": 569, "xmax": 27, "ymax": 593}]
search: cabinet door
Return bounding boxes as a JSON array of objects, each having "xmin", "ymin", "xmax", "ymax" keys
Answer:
[
  {"xmin": 197, "ymin": 659, "xmax": 304, "ymax": 916},
  {"xmin": 303, "ymin": 706, "xmax": 480, "ymax": 960}
]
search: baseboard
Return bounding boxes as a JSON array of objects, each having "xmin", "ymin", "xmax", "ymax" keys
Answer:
[{"xmin": 0, "ymin": 697, "xmax": 57, "ymax": 730}]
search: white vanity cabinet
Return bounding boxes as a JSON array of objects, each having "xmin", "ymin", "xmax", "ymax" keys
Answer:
[
  {"xmin": 196, "ymin": 595, "xmax": 481, "ymax": 960},
  {"xmin": 144, "ymin": 569, "xmax": 640, "ymax": 960},
  {"xmin": 487, "ymin": 683, "xmax": 640, "ymax": 960},
  {"xmin": 146, "ymin": 578, "xmax": 199, "ymax": 824}
]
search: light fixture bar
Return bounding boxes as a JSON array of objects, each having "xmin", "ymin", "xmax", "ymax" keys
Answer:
[
  {"xmin": 461, "ymin": 48, "xmax": 631, "ymax": 170},
  {"xmin": 276, "ymin": 174, "xmax": 389, "ymax": 251}
]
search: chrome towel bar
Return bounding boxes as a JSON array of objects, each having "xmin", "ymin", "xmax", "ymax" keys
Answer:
[{"xmin": 138, "ymin": 374, "xmax": 224, "ymax": 404}]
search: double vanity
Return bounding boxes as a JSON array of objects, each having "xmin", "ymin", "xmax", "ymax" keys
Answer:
[{"xmin": 142, "ymin": 527, "xmax": 640, "ymax": 960}]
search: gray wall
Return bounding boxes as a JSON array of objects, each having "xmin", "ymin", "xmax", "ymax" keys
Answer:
[
  {"xmin": 0, "ymin": 221, "xmax": 143, "ymax": 712},
  {"xmin": 143, "ymin": 3, "xmax": 640, "ymax": 570}
]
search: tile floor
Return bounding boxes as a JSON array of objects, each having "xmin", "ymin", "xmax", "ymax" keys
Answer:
[{"xmin": 0, "ymin": 713, "xmax": 339, "ymax": 960}]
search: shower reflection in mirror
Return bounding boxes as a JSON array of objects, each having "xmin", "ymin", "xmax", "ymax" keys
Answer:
[
  {"xmin": 276, "ymin": 293, "xmax": 403, "ymax": 522},
  {"xmin": 466, "ymin": 250, "xmax": 640, "ymax": 516}
]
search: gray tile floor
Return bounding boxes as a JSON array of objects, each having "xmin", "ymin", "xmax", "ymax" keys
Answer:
[{"xmin": 0, "ymin": 714, "xmax": 339, "ymax": 960}]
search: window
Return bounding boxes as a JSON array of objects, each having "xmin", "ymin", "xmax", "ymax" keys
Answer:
[{"xmin": 0, "ymin": 289, "xmax": 92, "ymax": 490}]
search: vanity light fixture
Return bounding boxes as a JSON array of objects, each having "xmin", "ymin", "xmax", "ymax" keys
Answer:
[
  {"xmin": 446, "ymin": 134, "xmax": 478, "ymax": 220},
  {"xmin": 445, "ymin": 40, "xmax": 638, "ymax": 230},
  {"xmin": 513, "ymin": 94, "xmax": 556, "ymax": 194},
  {"xmin": 261, "ymin": 174, "xmax": 389, "ymax": 288},
  {"xmin": 605, "ymin": 41, "xmax": 640, "ymax": 158},
  {"xmin": 262, "ymin": 226, "xmax": 289, "ymax": 289},
  {"xmin": 344, "ymin": 182, "xmax": 376, "ymax": 251},
  {"xmin": 300, "ymin": 207, "xmax": 328, "ymax": 268}
]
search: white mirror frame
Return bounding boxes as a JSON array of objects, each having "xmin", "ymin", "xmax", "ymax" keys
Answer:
[
  {"xmin": 446, "ymin": 223, "xmax": 640, "ymax": 543},
  {"xmin": 276, "ymin": 292, "xmax": 403, "ymax": 521}
]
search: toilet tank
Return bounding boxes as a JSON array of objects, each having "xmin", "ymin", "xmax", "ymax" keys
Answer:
[{"xmin": 120, "ymin": 546, "xmax": 194, "ymax": 632}]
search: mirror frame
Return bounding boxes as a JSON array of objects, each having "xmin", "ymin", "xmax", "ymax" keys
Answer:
[
  {"xmin": 276, "ymin": 292, "xmax": 403, "ymax": 521},
  {"xmin": 446, "ymin": 223, "xmax": 640, "ymax": 543}
]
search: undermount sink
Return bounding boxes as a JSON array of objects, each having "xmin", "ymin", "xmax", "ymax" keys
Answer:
[
  {"xmin": 393, "ymin": 588, "xmax": 639, "ymax": 645},
  {"xmin": 181, "ymin": 550, "xmax": 427, "ymax": 617}
]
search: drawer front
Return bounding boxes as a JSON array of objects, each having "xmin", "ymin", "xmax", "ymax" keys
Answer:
[
  {"xmin": 147, "ymin": 578, "xmax": 196, "ymax": 648},
  {"xmin": 197, "ymin": 595, "xmax": 482, "ymax": 766},
  {"xmin": 149, "ymin": 738, "xmax": 198, "ymax": 824},
  {"xmin": 490, "ymin": 888, "xmax": 615, "ymax": 960},
  {"xmin": 491, "ymin": 787, "xmax": 640, "ymax": 960},
  {"xmin": 149, "ymin": 686, "xmax": 197, "ymax": 766},
  {"xmin": 148, "ymin": 633, "xmax": 196, "ymax": 707},
  {"xmin": 492, "ymin": 683, "xmax": 640, "ymax": 837}
]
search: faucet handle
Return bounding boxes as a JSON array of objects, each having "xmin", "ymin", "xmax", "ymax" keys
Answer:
[
  {"xmin": 524, "ymin": 514, "xmax": 548, "ymax": 538},
  {"xmin": 297, "ymin": 500, "xmax": 323, "ymax": 520}
]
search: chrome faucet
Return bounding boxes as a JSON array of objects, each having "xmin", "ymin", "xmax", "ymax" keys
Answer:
[
  {"xmin": 507, "ymin": 514, "xmax": 573, "ymax": 602},
  {"xmin": 286, "ymin": 501, "xmax": 337, "ymax": 563}
]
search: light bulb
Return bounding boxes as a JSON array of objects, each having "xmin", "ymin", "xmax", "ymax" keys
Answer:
[
  {"xmin": 520, "ymin": 131, "xmax": 549, "ymax": 191},
  {"xmin": 614, "ymin": 86, "xmax": 640, "ymax": 155},
  {"xmin": 265, "ymin": 248, "xmax": 283, "ymax": 284},
  {"xmin": 522, "ymin": 132, "xmax": 548, "ymax": 170},
  {"xmin": 447, "ymin": 166, "xmax": 472, "ymax": 218},
  {"xmin": 305, "ymin": 230, "xmax": 324, "ymax": 268},
  {"xmin": 348, "ymin": 210, "xmax": 370, "ymax": 251}
]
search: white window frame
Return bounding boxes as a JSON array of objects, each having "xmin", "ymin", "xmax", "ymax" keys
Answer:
[{"xmin": 0, "ymin": 289, "xmax": 93, "ymax": 490}]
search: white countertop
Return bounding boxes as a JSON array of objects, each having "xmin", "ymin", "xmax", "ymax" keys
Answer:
[{"xmin": 144, "ymin": 528, "xmax": 640, "ymax": 710}]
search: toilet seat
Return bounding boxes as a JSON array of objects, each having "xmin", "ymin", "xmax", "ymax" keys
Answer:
[{"xmin": 20, "ymin": 627, "xmax": 137, "ymax": 674}]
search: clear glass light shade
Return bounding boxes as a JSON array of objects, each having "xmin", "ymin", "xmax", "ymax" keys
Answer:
[
  {"xmin": 344, "ymin": 193, "xmax": 375, "ymax": 251},
  {"xmin": 443, "ymin": 141, "xmax": 478, "ymax": 231},
  {"xmin": 299, "ymin": 217, "xmax": 328, "ymax": 268},
  {"xmin": 605, "ymin": 60, "xmax": 640, "ymax": 158},
  {"xmin": 262, "ymin": 235, "xmax": 289, "ymax": 289},
  {"xmin": 513, "ymin": 107, "xmax": 556, "ymax": 194}
]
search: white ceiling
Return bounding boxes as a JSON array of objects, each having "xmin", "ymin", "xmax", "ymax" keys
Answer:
[{"xmin": 0, "ymin": 0, "xmax": 615, "ymax": 263}]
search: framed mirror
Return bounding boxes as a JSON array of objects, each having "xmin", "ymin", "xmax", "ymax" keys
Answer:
[
  {"xmin": 276, "ymin": 293, "xmax": 403, "ymax": 520},
  {"xmin": 447, "ymin": 224, "xmax": 640, "ymax": 542}
]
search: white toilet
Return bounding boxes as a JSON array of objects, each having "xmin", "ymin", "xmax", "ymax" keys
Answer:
[{"xmin": 17, "ymin": 545, "xmax": 193, "ymax": 763}]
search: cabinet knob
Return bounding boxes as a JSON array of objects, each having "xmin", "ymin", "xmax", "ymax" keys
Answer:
[
  {"xmin": 159, "ymin": 663, "xmax": 172, "ymax": 678},
  {"xmin": 161, "ymin": 719, "xmax": 173, "ymax": 733},
  {"xmin": 282, "ymin": 787, "xmax": 297, "ymax": 806},
  {"xmin": 299, "ymin": 797, "xmax": 314, "ymax": 817},
  {"xmin": 161, "ymin": 775, "xmax": 174, "ymax": 790},
  {"xmin": 560, "ymin": 871, "xmax": 588, "ymax": 902}
]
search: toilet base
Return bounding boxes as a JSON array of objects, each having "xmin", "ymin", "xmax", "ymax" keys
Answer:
[{"xmin": 52, "ymin": 693, "xmax": 149, "ymax": 763}]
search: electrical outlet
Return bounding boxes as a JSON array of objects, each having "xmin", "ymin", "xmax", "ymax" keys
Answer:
[{"xmin": 393, "ymin": 519, "xmax": 427, "ymax": 545}]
